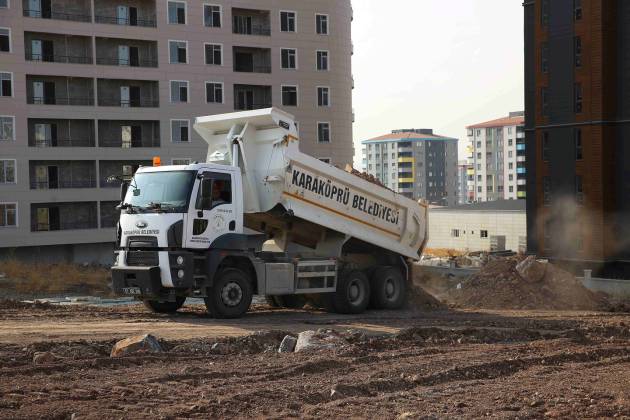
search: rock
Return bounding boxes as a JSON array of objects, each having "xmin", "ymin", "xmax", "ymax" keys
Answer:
[
  {"xmin": 516, "ymin": 256, "xmax": 547, "ymax": 284},
  {"xmin": 110, "ymin": 334, "xmax": 162, "ymax": 357},
  {"xmin": 294, "ymin": 330, "xmax": 346, "ymax": 353},
  {"xmin": 33, "ymin": 351, "xmax": 57, "ymax": 365},
  {"xmin": 278, "ymin": 335, "xmax": 297, "ymax": 353}
]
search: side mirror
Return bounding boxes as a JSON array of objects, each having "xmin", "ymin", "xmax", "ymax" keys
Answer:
[
  {"xmin": 196, "ymin": 178, "xmax": 213, "ymax": 210},
  {"xmin": 120, "ymin": 181, "xmax": 130, "ymax": 202}
]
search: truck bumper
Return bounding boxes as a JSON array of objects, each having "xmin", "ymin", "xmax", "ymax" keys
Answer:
[{"xmin": 111, "ymin": 266, "xmax": 162, "ymax": 298}]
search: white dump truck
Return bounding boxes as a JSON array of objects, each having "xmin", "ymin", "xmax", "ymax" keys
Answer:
[{"xmin": 111, "ymin": 108, "xmax": 428, "ymax": 318}]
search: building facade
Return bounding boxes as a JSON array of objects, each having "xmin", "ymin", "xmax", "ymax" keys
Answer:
[
  {"xmin": 524, "ymin": 0, "xmax": 630, "ymax": 274},
  {"xmin": 465, "ymin": 112, "xmax": 525, "ymax": 202},
  {"xmin": 457, "ymin": 159, "xmax": 472, "ymax": 204},
  {"xmin": 0, "ymin": 0, "xmax": 354, "ymax": 263},
  {"xmin": 426, "ymin": 200, "xmax": 526, "ymax": 253},
  {"xmin": 361, "ymin": 129, "xmax": 458, "ymax": 206}
]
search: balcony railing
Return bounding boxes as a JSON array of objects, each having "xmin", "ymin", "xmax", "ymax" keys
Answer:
[
  {"xmin": 234, "ymin": 102, "xmax": 272, "ymax": 111},
  {"xmin": 33, "ymin": 220, "xmax": 98, "ymax": 232},
  {"xmin": 30, "ymin": 179, "xmax": 96, "ymax": 189},
  {"xmin": 27, "ymin": 96, "xmax": 94, "ymax": 106},
  {"xmin": 25, "ymin": 52, "xmax": 93, "ymax": 65},
  {"xmin": 99, "ymin": 138, "xmax": 160, "ymax": 147},
  {"xmin": 233, "ymin": 24, "xmax": 271, "ymax": 36},
  {"xmin": 95, "ymin": 57, "xmax": 158, "ymax": 68},
  {"xmin": 98, "ymin": 98, "xmax": 159, "ymax": 108},
  {"xmin": 234, "ymin": 64, "xmax": 271, "ymax": 73},
  {"xmin": 23, "ymin": 9, "xmax": 91, "ymax": 22},
  {"xmin": 31, "ymin": 138, "xmax": 95, "ymax": 147},
  {"xmin": 94, "ymin": 15, "xmax": 156, "ymax": 27}
]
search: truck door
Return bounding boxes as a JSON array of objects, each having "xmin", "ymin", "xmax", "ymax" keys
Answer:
[{"xmin": 184, "ymin": 171, "xmax": 237, "ymax": 249}]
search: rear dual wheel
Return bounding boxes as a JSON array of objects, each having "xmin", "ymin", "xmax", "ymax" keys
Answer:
[
  {"xmin": 332, "ymin": 271, "xmax": 371, "ymax": 314},
  {"xmin": 370, "ymin": 266, "xmax": 406, "ymax": 310}
]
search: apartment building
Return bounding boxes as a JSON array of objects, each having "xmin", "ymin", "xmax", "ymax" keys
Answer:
[
  {"xmin": 361, "ymin": 129, "xmax": 458, "ymax": 207},
  {"xmin": 0, "ymin": 0, "xmax": 354, "ymax": 262},
  {"xmin": 456, "ymin": 160, "xmax": 471, "ymax": 204},
  {"xmin": 524, "ymin": 0, "xmax": 630, "ymax": 275},
  {"xmin": 465, "ymin": 112, "xmax": 525, "ymax": 202}
]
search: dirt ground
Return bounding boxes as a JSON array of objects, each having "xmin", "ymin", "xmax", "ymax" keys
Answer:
[{"xmin": 1, "ymin": 301, "xmax": 629, "ymax": 419}]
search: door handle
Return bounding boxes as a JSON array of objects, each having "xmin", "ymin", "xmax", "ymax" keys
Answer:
[{"xmin": 229, "ymin": 221, "xmax": 236, "ymax": 231}]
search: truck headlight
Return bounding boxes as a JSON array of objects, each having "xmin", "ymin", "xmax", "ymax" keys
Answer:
[
  {"xmin": 176, "ymin": 256, "xmax": 184, "ymax": 265},
  {"xmin": 177, "ymin": 270, "xmax": 185, "ymax": 279}
]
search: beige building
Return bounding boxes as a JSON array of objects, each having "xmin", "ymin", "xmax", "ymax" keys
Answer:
[
  {"xmin": 427, "ymin": 200, "xmax": 526, "ymax": 253},
  {"xmin": 0, "ymin": 0, "xmax": 354, "ymax": 262}
]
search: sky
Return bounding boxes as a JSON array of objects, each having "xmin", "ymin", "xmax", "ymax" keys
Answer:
[{"xmin": 351, "ymin": 0, "xmax": 525, "ymax": 166}]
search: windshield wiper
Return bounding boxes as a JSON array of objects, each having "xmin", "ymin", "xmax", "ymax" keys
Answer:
[
  {"xmin": 143, "ymin": 202, "xmax": 183, "ymax": 213},
  {"xmin": 117, "ymin": 202, "xmax": 140, "ymax": 214}
]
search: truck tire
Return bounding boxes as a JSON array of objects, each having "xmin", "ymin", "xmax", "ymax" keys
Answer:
[
  {"xmin": 143, "ymin": 297, "xmax": 186, "ymax": 313},
  {"xmin": 370, "ymin": 266, "xmax": 406, "ymax": 310},
  {"xmin": 204, "ymin": 268, "xmax": 253, "ymax": 319},
  {"xmin": 332, "ymin": 271, "xmax": 371, "ymax": 314}
]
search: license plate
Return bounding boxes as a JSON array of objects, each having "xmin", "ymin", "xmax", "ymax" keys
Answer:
[{"xmin": 122, "ymin": 287, "xmax": 142, "ymax": 295}]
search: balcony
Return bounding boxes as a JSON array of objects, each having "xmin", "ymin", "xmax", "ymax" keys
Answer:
[
  {"xmin": 31, "ymin": 202, "xmax": 98, "ymax": 232},
  {"xmin": 94, "ymin": 0, "xmax": 156, "ymax": 27},
  {"xmin": 28, "ymin": 119, "xmax": 95, "ymax": 147},
  {"xmin": 99, "ymin": 160, "xmax": 151, "ymax": 187},
  {"xmin": 98, "ymin": 120, "xmax": 160, "ymax": 147},
  {"xmin": 23, "ymin": 0, "xmax": 91, "ymax": 23},
  {"xmin": 233, "ymin": 84, "xmax": 271, "ymax": 111},
  {"xmin": 95, "ymin": 37, "xmax": 158, "ymax": 68},
  {"xmin": 26, "ymin": 75, "xmax": 94, "ymax": 106},
  {"xmin": 97, "ymin": 79, "xmax": 159, "ymax": 107},
  {"xmin": 24, "ymin": 32, "xmax": 92, "ymax": 64},
  {"xmin": 233, "ymin": 46, "xmax": 271, "ymax": 73},
  {"xmin": 29, "ymin": 160, "xmax": 97, "ymax": 189},
  {"xmin": 232, "ymin": 8, "xmax": 271, "ymax": 36}
]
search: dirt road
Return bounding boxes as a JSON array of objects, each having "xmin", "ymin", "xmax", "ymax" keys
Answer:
[{"xmin": 1, "ymin": 302, "xmax": 629, "ymax": 418}]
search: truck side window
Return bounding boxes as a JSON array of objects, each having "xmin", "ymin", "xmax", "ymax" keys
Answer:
[
  {"xmin": 196, "ymin": 174, "xmax": 232, "ymax": 210},
  {"xmin": 211, "ymin": 179, "xmax": 231, "ymax": 207}
]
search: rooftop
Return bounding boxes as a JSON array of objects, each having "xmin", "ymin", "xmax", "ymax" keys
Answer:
[
  {"xmin": 430, "ymin": 200, "xmax": 526, "ymax": 212},
  {"xmin": 467, "ymin": 113, "xmax": 525, "ymax": 129},
  {"xmin": 362, "ymin": 129, "xmax": 457, "ymax": 144}
]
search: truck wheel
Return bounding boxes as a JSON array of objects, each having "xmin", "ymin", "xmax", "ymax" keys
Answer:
[
  {"xmin": 205, "ymin": 268, "xmax": 253, "ymax": 319},
  {"xmin": 332, "ymin": 271, "xmax": 370, "ymax": 314},
  {"xmin": 370, "ymin": 266, "xmax": 406, "ymax": 309},
  {"xmin": 143, "ymin": 297, "xmax": 186, "ymax": 313}
]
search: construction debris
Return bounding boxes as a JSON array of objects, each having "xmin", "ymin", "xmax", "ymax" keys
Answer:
[
  {"xmin": 344, "ymin": 164, "xmax": 387, "ymax": 188},
  {"xmin": 278, "ymin": 335, "xmax": 298, "ymax": 353},
  {"xmin": 294, "ymin": 329, "xmax": 347, "ymax": 353},
  {"xmin": 110, "ymin": 334, "xmax": 162, "ymax": 357}
]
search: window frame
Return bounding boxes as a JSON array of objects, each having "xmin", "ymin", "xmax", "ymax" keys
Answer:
[
  {"xmin": 170, "ymin": 119, "xmax": 190, "ymax": 143},
  {"xmin": 0, "ymin": 159, "xmax": 16, "ymax": 184},
  {"xmin": 0, "ymin": 27, "xmax": 11, "ymax": 53},
  {"xmin": 202, "ymin": 3, "xmax": 222, "ymax": 28},
  {"xmin": 575, "ymin": 128, "xmax": 583, "ymax": 160},
  {"xmin": 541, "ymin": 87, "xmax": 548, "ymax": 116},
  {"xmin": 575, "ymin": 174, "xmax": 584, "ymax": 205},
  {"xmin": 167, "ymin": 0, "xmax": 187, "ymax": 25},
  {"xmin": 0, "ymin": 0, "xmax": 8, "ymax": 9},
  {"xmin": 168, "ymin": 39, "xmax": 188, "ymax": 64},
  {"xmin": 281, "ymin": 84, "xmax": 298, "ymax": 107},
  {"xmin": 0, "ymin": 115, "xmax": 15, "ymax": 142},
  {"xmin": 169, "ymin": 80, "xmax": 190, "ymax": 103},
  {"xmin": 205, "ymin": 81, "xmax": 224, "ymax": 104},
  {"xmin": 574, "ymin": 82, "xmax": 583, "ymax": 113},
  {"xmin": 317, "ymin": 86, "xmax": 330, "ymax": 107},
  {"xmin": 317, "ymin": 121, "xmax": 331, "ymax": 143},
  {"xmin": 480, "ymin": 230, "xmax": 488, "ymax": 238},
  {"xmin": 541, "ymin": 41, "xmax": 548, "ymax": 73},
  {"xmin": 316, "ymin": 13, "xmax": 329, "ymax": 35},
  {"xmin": 0, "ymin": 202, "xmax": 17, "ymax": 228},
  {"xmin": 280, "ymin": 48, "xmax": 297, "ymax": 70},
  {"xmin": 280, "ymin": 10, "xmax": 297, "ymax": 33},
  {"xmin": 316, "ymin": 49, "xmax": 329, "ymax": 71},
  {"xmin": 542, "ymin": 131, "xmax": 550, "ymax": 162},
  {"xmin": 203, "ymin": 42, "xmax": 223, "ymax": 66},
  {"xmin": 0, "ymin": 72, "xmax": 13, "ymax": 97},
  {"xmin": 543, "ymin": 176, "xmax": 551, "ymax": 206},
  {"xmin": 574, "ymin": 36, "xmax": 582, "ymax": 68}
]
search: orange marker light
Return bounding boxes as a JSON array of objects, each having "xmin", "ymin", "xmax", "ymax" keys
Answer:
[{"xmin": 153, "ymin": 156, "xmax": 161, "ymax": 167}]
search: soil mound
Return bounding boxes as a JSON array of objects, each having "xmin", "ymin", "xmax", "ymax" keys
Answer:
[{"xmin": 449, "ymin": 257, "xmax": 607, "ymax": 311}]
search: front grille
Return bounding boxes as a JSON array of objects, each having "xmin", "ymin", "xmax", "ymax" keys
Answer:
[
  {"xmin": 126, "ymin": 251, "xmax": 159, "ymax": 267},
  {"xmin": 127, "ymin": 236, "xmax": 158, "ymax": 248}
]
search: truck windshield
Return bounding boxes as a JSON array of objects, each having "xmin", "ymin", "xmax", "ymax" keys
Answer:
[{"xmin": 124, "ymin": 171, "xmax": 196, "ymax": 213}]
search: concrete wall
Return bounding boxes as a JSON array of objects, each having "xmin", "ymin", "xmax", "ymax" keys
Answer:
[{"xmin": 427, "ymin": 209, "xmax": 526, "ymax": 252}]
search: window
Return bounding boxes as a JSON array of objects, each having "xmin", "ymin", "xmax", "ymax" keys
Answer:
[
  {"xmin": 0, "ymin": 116, "xmax": 13, "ymax": 141},
  {"xmin": 169, "ymin": 40, "xmax": 187, "ymax": 64},
  {"xmin": 541, "ymin": 42, "xmax": 548, "ymax": 73},
  {"xmin": 205, "ymin": 82, "xmax": 223, "ymax": 103},
  {"xmin": 542, "ymin": 132, "xmax": 550, "ymax": 162},
  {"xmin": 317, "ymin": 122, "xmax": 330, "ymax": 143},
  {"xmin": 541, "ymin": 87, "xmax": 548, "ymax": 116},
  {"xmin": 197, "ymin": 175, "xmax": 232, "ymax": 210},
  {"xmin": 171, "ymin": 119, "xmax": 189, "ymax": 142},
  {"xmin": 316, "ymin": 14, "xmax": 329, "ymax": 35},
  {"xmin": 508, "ymin": 139, "xmax": 513, "ymax": 146},
  {"xmin": 509, "ymin": 162, "xmax": 514, "ymax": 170},
  {"xmin": 0, "ymin": 28, "xmax": 9, "ymax": 52},
  {"xmin": 451, "ymin": 229, "xmax": 460, "ymax": 238},
  {"xmin": 508, "ymin": 151, "xmax": 513, "ymax": 158},
  {"xmin": 319, "ymin": 158, "xmax": 331, "ymax": 164},
  {"xmin": 0, "ymin": 72, "xmax": 12, "ymax": 97},
  {"xmin": 575, "ymin": 175, "xmax": 584, "ymax": 205},
  {"xmin": 575, "ymin": 128, "xmax": 583, "ymax": 160},
  {"xmin": 170, "ymin": 80, "xmax": 189, "ymax": 103},
  {"xmin": 0, "ymin": 203, "xmax": 16, "ymax": 227},
  {"xmin": 574, "ymin": 36, "xmax": 582, "ymax": 68},
  {"xmin": 172, "ymin": 158, "xmax": 191, "ymax": 165},
  {"xmin": 204, "ymin": 43, "xmax": 222, "ymax": 65},
  {"xmin": 476, "ymin": 141, "xmax": 481, "ymax": 148},
  {"xmin": 316, "ymin": 50, "xmax": 329, "ymax": 70},
  {"xmin": 204, "ymin": 4, "xmax": 221, "ymax": 27},
  {"xmin": 168, "ymin": 1, "xmax": 186, "ymax": 24},
  {"xmin": 574, "ymin": 83, "xmax": 583, "ymax": 113},
  {"xmin": 280, "ymin": 11, "xmax": 296, "ymax": 32},
  {"xmin": 480, "ymin": 230, "xmax": 488, "ymax": 238},
  {"xmin": 0, "ymin": 0, "xmax": 7, "ymax": 8},
  {"xmin": 0, "ymin": 159, "xmax": 15, "ymax": 183},
  {"xmin": 281, "ymin": 48, "xmax": 297, "ymax": 69},
  {"xmin": 477, "ymin": 186, "xmax": 482, "ymax": 193},
  {"xmin": 541, "ymin": 0, "xmax": 549, "ymax": 27},
  {"xmin": 477, "ymin": 175, "xmax": 481, "ymax": 181},
  {"xmin": 543, "ymin": 176, "xmax": 551, "ymax": 206},
  {"xmin": 509, "ymin": 174, "xmax": 514, "ymax": 181},
  {"xmin": 317, "ymin": 86, "xmax": 330, "ymax": 107},
  {"xmin": 574, "ymin": 0, "xmax": 582, "ymax": 21},
  {"xmin": 281, "ymin": 85, "xmax": 298, "ymax": 106}
]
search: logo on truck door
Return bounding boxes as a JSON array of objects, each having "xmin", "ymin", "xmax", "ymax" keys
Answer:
[{"xmin": 135, "ymin": 220, "xmax": 148, "ymax": 229}]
